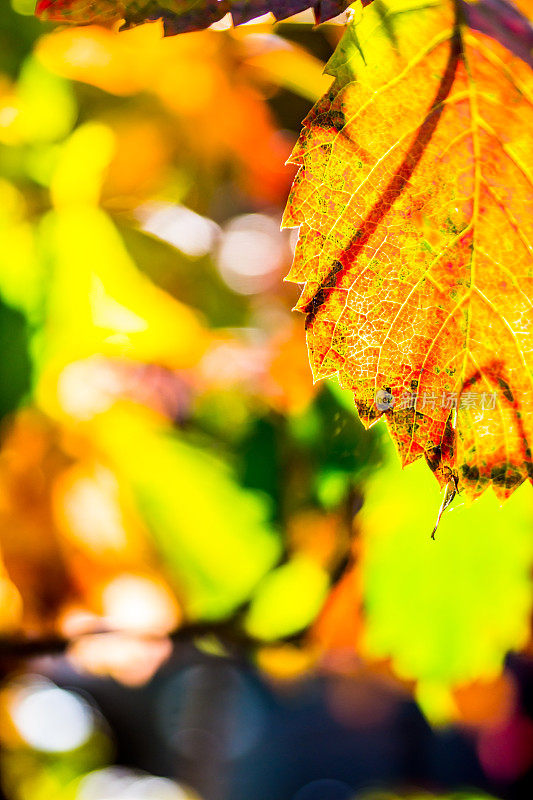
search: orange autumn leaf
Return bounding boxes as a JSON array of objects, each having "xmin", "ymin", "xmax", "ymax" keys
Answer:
[
  {"xmin": 0, "ymin": 410, "xmax": 75, "ymax": 633},
  {"xmin": 312, "ymin": 565, "xmax": 362, "ymax": 652},
  {"xmin": 452, "ymin": 673, "xmax": 516, "ymax": 728},
  {"xmin": 37, "ymin": 24, "xmax": 293, "ymax": 203},
  {"xmin": 267, "ymin": 321, "xmax": 318, "ymax": 414},
  {"xmin": 283, "ymin": 0, "xmax": 533, "ymax": 499}
]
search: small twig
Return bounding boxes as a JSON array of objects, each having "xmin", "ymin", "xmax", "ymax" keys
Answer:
[
  {"xmin": 0, "ymin": 619, "xmax": 267, "ymax": 662},
  {"xmin": 431, "ymin": 469, "xmax": 459, "ymax": 540}
]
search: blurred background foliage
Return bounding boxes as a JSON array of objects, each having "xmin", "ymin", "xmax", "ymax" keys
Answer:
[{"xmin": 0, "ymin": 1, "xmax": 533, "ymax": 799}]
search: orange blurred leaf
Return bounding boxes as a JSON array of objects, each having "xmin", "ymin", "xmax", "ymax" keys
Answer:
[
  {"xmin": 267, "ymin": 321, "xmax": 318, "ymax": 414},
  {"xmin": 312, "ymin": 564, "xmax": 362, "ymax": 652},
  {"xmin": 36, "ymin": 25, "xmax": 294, "ymax": 203}
]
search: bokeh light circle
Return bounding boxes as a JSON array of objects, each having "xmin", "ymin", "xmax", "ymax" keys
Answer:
[
  {"xmin": 156, "ymin": 663, "xmax": 264, "ymax": 762},
  {"xmin": 76, "ymin": 766, "xmax": 195, "ymax": 799},
  {"xmin": 9, "ymin": 676, "xmax": 94, "ymax": 753}
]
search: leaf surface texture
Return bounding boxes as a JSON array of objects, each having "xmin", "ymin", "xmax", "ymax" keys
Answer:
[{"xmin": 283, "ymin": 0, "xmax": 533, "ymax": 497}]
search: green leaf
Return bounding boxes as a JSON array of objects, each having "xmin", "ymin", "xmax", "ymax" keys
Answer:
[
  {"xmin": 360, "ymin": 435, "xmax": 533, "ymax": 721},
  {"xmin": 244, "ymin": 554, "xmax": 329, "ymax": 640},
  {"xmin": 93, "ymin": 405, "xmax": 282, "ymax": 620}
]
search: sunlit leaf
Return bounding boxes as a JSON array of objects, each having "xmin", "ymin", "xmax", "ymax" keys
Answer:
[
  {"xmin": 0, "ymin": 56, "xmax": 76, "ymax": 145},
  {"xmin": 359, "ymin": 434, "xmax": 533, "ymax": 722},
  {"xmin": 11, "ymin": 0, "xmax": 36, "ymax": 15},
  {"xmin": 35, "ymin": 204, "xmax": 209, "ymax": 414},
  {"xmin": 0, "ymin": 181, "xmax": 43, "ymax": 322},
  {"xmin": 50, "ymin": 122, "xmax": 114, "ymax": 208},
  {"xmin": 283, "ymin": 0, "xmax": 533, "ymax": 499},
  {"xmin": 91, "ymin": 404, "xmax": 282, "ymax": 620},
  {"xmin": 244, "ymin": 554, "xmax": 329, "ymax": 640}
]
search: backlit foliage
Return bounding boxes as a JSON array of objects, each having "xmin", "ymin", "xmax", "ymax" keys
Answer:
[
  {"xmin": 283, "ymin": 0, "xmax": 533, "ymax": 499},
  {"xmin": 359, "ymin": 437, "xmax": 533, "ymax": 722},
  {"xmin": 0, "ymin": 1, "xmax": 532, "ymax": 797}
]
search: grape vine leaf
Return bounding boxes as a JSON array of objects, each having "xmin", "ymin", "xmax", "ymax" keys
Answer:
[
  {"xmin": 34, "ymin": 0, "xmax": 533, "ymax": 66},
  {"xmin": 35, "ymin": 0, "xmax": 359, "ymax": 35},
  {"xmin": 282, "ymin": 0, "xmax": 533, "ymax": 499}
]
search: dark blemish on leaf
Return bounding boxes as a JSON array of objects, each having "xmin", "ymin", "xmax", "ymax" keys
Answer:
[
  {"xmin": 490, "ymin": 464, "xmax": 523, "ymax": 489},
  {"xmin": 445, "ymin": 216, "xmax": 460, "ymax": 235},
  {"xmin": 426, "ymin": 445, "xmax": 441, "ymax": 472},
  {"xmin": 497, "ymin": 377, "xmax": 514, "ymax": 403},
  {"xmin": 330, "ymin": 111, "xmax": 346, "ymax": 132},
  {"xmin": 490, "ymin": 464, "xmax": 507, "ymax": 485},
  {"xmin": 461, "ymin": 464, "xmax": 479, "ymax": 483}
]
